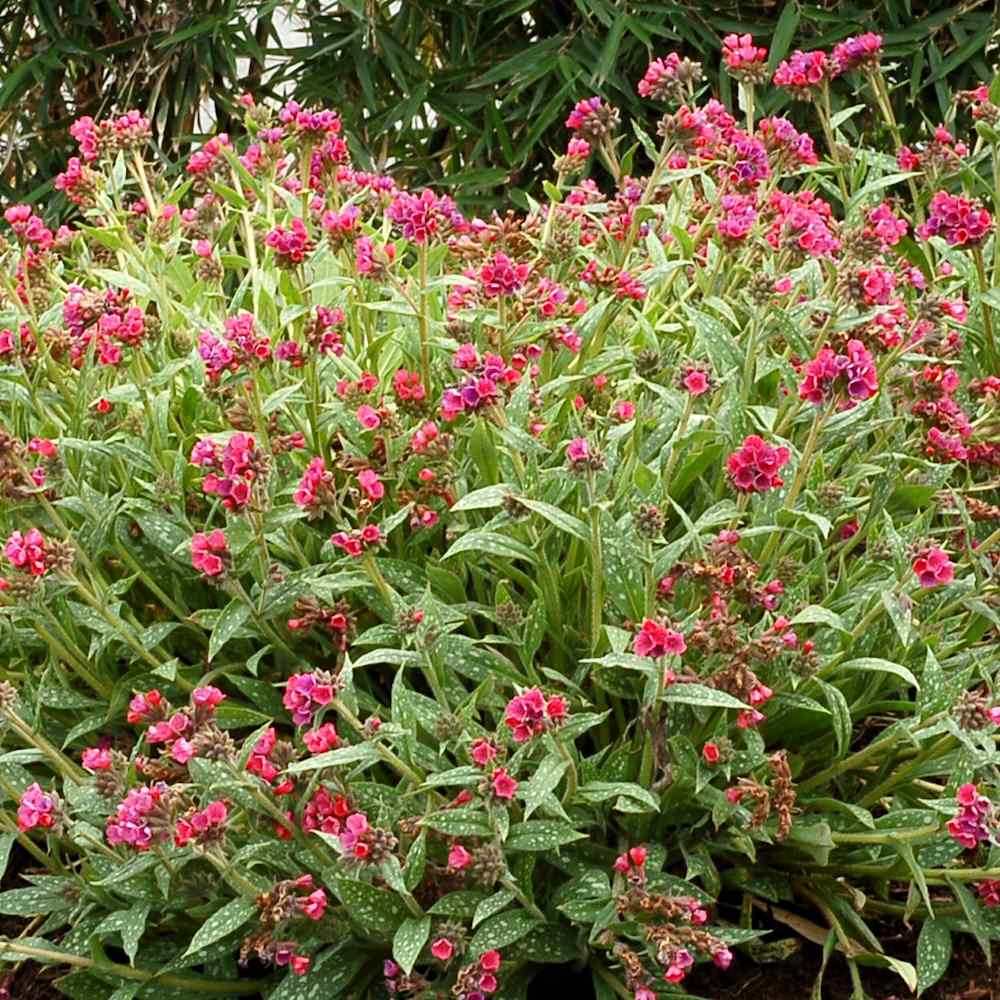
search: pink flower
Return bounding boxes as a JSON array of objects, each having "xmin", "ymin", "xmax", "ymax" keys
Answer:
[
  {"xmin": 614, "ymin": 400, "xmax": 636, "ymax": 421},
  {"xmin": 683, "ymin": 368, "xmax": 710, "ymax": 396},
  {"xmin": 339, "ymin": 812, "xmax": 371, "ymax": 858},
  {"xmin": 772, "ymin": 50, "xmax": 828, "ymax": 99},
  {"xmin": 358, "ymin": 468, "xmax": 384, "ymax": 502},
  {"xmin": 106, "ymin": 784, "xmax": 169, "ymax": 850},
  {"xmin": 471, "ymin": 739, "xmax": 498, "ymax": 767},
  {"xmin": 431, "ymin": 938, "xmax": 454, "ymax": 962},
  {"xmin": 357, "ymin": 404, "xmax": 381, "ymax": 430},
  {"xmin": 798, "ymin": 340, "xmax": 878, "ymax": 404},
  {"xmin": 491, "ymin": 768, "xmax": 518, "ymax": 800},
  {"xmin": 722, "ymin": 34, "xmax": 768, "ymax": 74},
  {"xmin": 191, "ymin": 530, "xmax": 229, "ymax": 577},
  {"xmin": 702, "ymin": 743, "xmax": 721, "ymax": 765},
  {"xmin": 448, "ymin": 844, "xmax": 472, "ymax": 870},
  {"xmin": 18, "ymin": 783, "xmax": 56, "ymax": 832},
  {"xmin": 913, "ymin": 547, "xmax": 955, "ymax": 588},
  {"xmin": 174, "ymin": 799, "xmax": 228, "ymax": 847},
  {"xmin": 504, "ymin": 688, "xmax": 569, "ymax": 742},
  {"xmin": 4, "ymin": 528, "xmax": 48, "ymax": 576},
  {"xmin": 284, "ymin": 672, "xmax": 335, "ymax": 727},
  {"xmin": 480, "ymin": 950, "xmax": 502, "ymax": 973},
  {"xmin": 478, "ymin": 253, "xmax": 530, "ymax": 297},
  {"xmin": 299, "ymin": 889, "xmax": 328, "ymax": 921},
  {"xmin": 566, "ymin": 437, "xmax": 590, "ymax": 463},
  {"xmin": 918, "ymin": 191, "xmax": 993, "ymax": 248},
  {"xmin": 304, "ymin": 723, "xmax": 339, "ymax": 753},
  {"xmin": 613, "ymin": 845, "xmax": 648, "ymax": 873},
  {"xmin": 726, "ymin": 435, "xmax": 790, "ymax": 494},
  {"xmin": 633, "ymin": 619, "xmax": 686, "ymax": 658},
  {"xmin": 170, "ymin": 739, "xmax": 196, "ymax": 764},
  {"xmin": 193, "ymin": 686, "xmax": 226, "ymax": 709},
  {"xmin": 265, "ymin": 218, "xmax": 314, "ymax": 267},
  {"xmin": 82, "ymin": 748, "xmax": 112, "ymax": 773}
]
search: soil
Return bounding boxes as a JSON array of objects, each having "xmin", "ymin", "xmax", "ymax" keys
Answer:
[{"xmin": 682, "ymin": 937, "xmax": 999, "ymax": 999}]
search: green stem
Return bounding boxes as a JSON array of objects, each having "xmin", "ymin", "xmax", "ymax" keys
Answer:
[
  {"xmin": 556, "ymin": 738, "xmax": 578, "ymax": 807},
  {"xmin": 0, "ymin": 940, "xmax": 262, "ymax": 994},
  {"xmin": 586, "ymin": 475, "xmax": 604, "ymax": 655},
  {"xmin": 973, "ymin": 245, "xmax": 997, "ymax": 372},
  {"xmin": 417, "ymin": 242, "xmax": 431, "ymax": 387},
  {"xmin": 500, "ymin": 873, "xmax": 546, "ymax": 922}
]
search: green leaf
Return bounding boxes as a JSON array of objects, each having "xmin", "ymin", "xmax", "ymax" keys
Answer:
[
  {"xmin": 96, "ymin": 903, "xmax": 150, "ymax": 966},
  {"xmin": 393, "ymin": 916, "xmax": 430, "ymax": 975},
  {"xmin": 576, "ymin": 782, "xmax": 660, "ymax": 812},
  {"xmin": 473, "ymin": 889, "xmax": 515, "ymax": 929},
  {"xmin": 468, "ymin": 909, "xmax": 541, "ymax": 956},
  {"xmin": 184, "ymin": 897, "xmax": 256, "ymax": 956},
  {"xmin": 420, "ymin": 808, "xmax": 494, "ymax": 837},
  {"xmin": 517, "ymin": 498, "xmax": 590, "ymax": 542},
  {"xmin": 404, "ymin": 831, "xmax": 428, "ymax": 892},
  {"xmin": 443, "ymin": 530, "xmax": 538, "ymax": 564},
  {"xmin": 505, "ymin": 820, "xmax": 586, "ymax": 852},
  {"xmin": 790, "ymin": 605, "xmax": 848, "ymax": 633},
  {"xmin": 288, "ymin": 743, "xmax": 381, "ymax": 773},
  {"xmin": 662, "ymin": 683, "xmax": 747, "ymax": 710},
  {"xmin": 450, "ymin": 484, "xmax": 515, "ymax": 512},
  {"xmin": 817, "ymin": 681, "xmax": 853, "ymax": 759},
  {"xmin": 838, "ymin": 658, "xmax": 920, "ymax": 691},
  {"xmin": 208, "ymin": 599, "xmax": 251, "ymax": 662},
  {"xmin": 948, "ymin": 879, "xmax": 990, "ymax": 963},
  {"xmin": 916, "ymin": 919, "xmax": 951, "ymax": 995},
  {"xmin": 768, "ymin": 1, "xmax": 801, "ymax": 73},
  {"xmin": 522, "ymin": 756, "xmax": 568, "ymax": 819},
  {"xmin": 332, "ymin": 877, "xmax": 408, "ymax": 938}
]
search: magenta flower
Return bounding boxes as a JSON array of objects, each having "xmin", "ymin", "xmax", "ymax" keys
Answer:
[
  {"xmin": 566, "ymin": 437, "xmax": 589, "ymax": 464},
  {"xmin": 912, "ymin": 547, "xmax": 955, "ymax": 588},
  {"xmin": 283, "ymin": 672, "xmax": 335, "ymax": 727},
  {"xmin": 917, "ymin": 191, "xmax": 993, "ymax": 248},
  {"xmin": 478, "ymin": 253, "xmax": 530, "ymax": 298},
  {"xmin": 4, "ymin": 529, "xmax": 48, "ymax": 576},
  {"xmin": 191, "ymin": 530, "xmax": 229, "ymax": 577},
  {"xmin": 633, "ymin": 619, "xmax": 686, "ymax": 658},
  {"xmin": 772, "ymin": 50, "xmax": 828, "ymax": 99},
  {"xmin": 948, "ymin": 784, "xmax": 993, "ymax": 849},
  {"xmin": 106, "ymin": 784, "xmax": 169, "ymax": 850},
  {"xmin": 830, "ymin": 33, "xmax": 883, "ymax": 77},
  {"xmin": 357, "ymin": 404, "xmax": 381, "ymax": 430},
  {"xmin": 265, "ymin": 218, "xmax": 313, "ymax": 267},
  {"xmin": 491, "ymin": 768, "xmax": 519, "ymax": 800},
  {"xmin": 726, "ymin": 435, "xmax": 790, "ymax": 494},
  {"xmin": 504, "ymin": 688, "xmax": 569, "ymax": 742},
  {"xmin": 17, "ymin": 783, "xmax": 56, "ymax": 832},
  {"xmin": 174, "ymin": 800, "xmax": 228, "ymax": 848},
  {"xmin": 798, "ymin": 340, "xmax": 878, "ymax": 405}
]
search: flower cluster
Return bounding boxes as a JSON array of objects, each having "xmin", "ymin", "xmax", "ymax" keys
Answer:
[
  {"xmin": 503, "ymin": 688, "xmax": 568, "ymax": 742},
  {"xmin": 726, "ymin": 436, "xmax": 790, "ymax": 494}
]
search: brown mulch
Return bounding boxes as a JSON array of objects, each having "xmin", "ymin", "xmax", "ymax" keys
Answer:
[{"xmin": 683, "ymin": 937, "xmax": 999, "ymax": 999}]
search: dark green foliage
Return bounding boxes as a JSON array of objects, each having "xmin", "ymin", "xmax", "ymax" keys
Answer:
[{"xmin": 1, "ymin": 1, "xmax": 998, "ymax": 209}]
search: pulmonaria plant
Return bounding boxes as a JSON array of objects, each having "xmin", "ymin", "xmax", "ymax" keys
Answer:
[{"xmin": 1, "ymin": 32, "xmax": 1000, "ymax": 1000}]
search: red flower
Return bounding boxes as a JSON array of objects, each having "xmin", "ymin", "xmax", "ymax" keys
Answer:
[{"xmin": 633, "ymin": 618, "xmax": 686, "ymax": 658}]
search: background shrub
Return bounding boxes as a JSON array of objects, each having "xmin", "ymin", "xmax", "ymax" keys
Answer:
[{"xmin": 1, "ymin": 1, "xmax": 999, "ymax": 209}]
